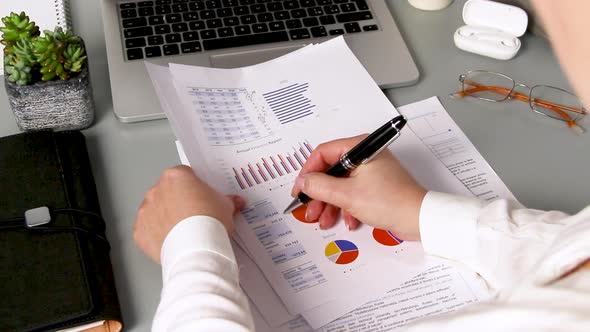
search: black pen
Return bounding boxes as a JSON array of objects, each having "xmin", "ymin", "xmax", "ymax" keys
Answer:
[{"xmin": 283, "ymin": 115, "xmax": 407, "ymax": 214}]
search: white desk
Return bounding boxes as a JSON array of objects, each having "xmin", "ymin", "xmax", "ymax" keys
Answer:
[{"xmin": 1, "ymin": 0, "xmax": 589, "ymax": 330}]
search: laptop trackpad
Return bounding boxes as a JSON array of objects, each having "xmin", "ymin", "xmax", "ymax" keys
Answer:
[{"xmin": 209, "ymin": 45, "xmax": 305, "ymax": 68}]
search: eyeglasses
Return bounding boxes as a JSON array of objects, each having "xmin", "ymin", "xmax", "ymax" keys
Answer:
[{"xmin": 450, "ymin": 70, "xmax": 587, "ymax": 134}]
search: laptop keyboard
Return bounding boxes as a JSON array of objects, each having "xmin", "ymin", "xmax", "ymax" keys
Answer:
[{"xmin": 118, "ymin": 0, "xmax": 379, "ymax": 61}]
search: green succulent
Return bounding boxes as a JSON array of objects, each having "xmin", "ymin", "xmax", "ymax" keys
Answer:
[
  {"xmin": 63, "ymin": 44, "xmax": 87, "ymax": 73},
  {"xmin": 1, "ymin": 12, "xmax": 87, "ymax": 85},
  {"xmin": 4, "ymin": 53, "xmax": 33, "ymax": 86},
  {"xmin": 12, "ymin": 38, "xmax": 36, "ymax": 66},
  {"xmin": 43, "ymin": 26, "xmax": 80, "ymax": 44},
  {"xmin": 34, "ymin": 27, "xmax": 86, "ymax": 81},
  {"xmin": 0, "ymin": 12, "xmax": 40, "ymax": 54}
]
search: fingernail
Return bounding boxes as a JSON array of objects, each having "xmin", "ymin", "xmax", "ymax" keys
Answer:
[
  {"xmin": 305, "ymin": 206, "xmax": 311, "ymax": 221},
  {"xmin": 345, "ymin": 220, "xmax": 351, "ymax": 231},
  {"xmin": 294, "ymin": 175, "xmax": 305, "ymax": 192}
]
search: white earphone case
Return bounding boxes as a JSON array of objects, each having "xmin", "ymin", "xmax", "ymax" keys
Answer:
[{"xmin": 454, "ymin": 0, "xmax": 528, "ymax": 60}]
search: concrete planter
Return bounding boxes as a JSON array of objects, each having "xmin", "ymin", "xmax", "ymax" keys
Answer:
[{"xmin": 4, "ymin": 66, "xmax": 95, "ymax": 131}]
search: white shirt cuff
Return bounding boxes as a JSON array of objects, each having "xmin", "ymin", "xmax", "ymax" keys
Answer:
[
  {"xmin": 419, "ymin": 191, "xmax": 483, "ymax": 262},
  {"xmin": 160, "ymin": 216, "xmax": 236, "ymax": 281}
]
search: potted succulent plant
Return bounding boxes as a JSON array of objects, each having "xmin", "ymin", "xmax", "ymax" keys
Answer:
[{"xmin": 1, "ymin": 12, "xmax": 94, "ymax": 131}]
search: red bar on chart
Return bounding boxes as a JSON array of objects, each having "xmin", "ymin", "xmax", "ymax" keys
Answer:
[
  {"xmin": 286, "ymin": 155, "xmax": 298, "ymax": 171},
  {"xmin": 293, "ymin": 150, "xmax": 305, "ymax": 167},
  {"xmin": 299, "ymin": 147, "xmax": 308, "ymax": 160},
  {"xmin": 248, "ymin": 164, "xmax": 261, "ymax": 184},
  {"xmin": 249, "ymin": 164, "xmax": 261, "ymax": 183},
  {"xmin": 278, "ymin": 155, "xmax": 291, "ymax": 173},
  {"xmin": 233, "ymin": 168, "xmax": 246, "ymax": 189},
  {"xmin": 241, "ymin": 168, "xmax": 253, "ymax": 187},
  {"xmin": 270, "ymin": 156, "xmax": 284, "ymax": 176},
  {"xmin": 257, "ymin": 163, "xmax": 269, "ymax": 181},
  {"xmin": 304, "ymin": 141, "xmax": 313, "ymax": 154},
  {"xmin": 262, "ymin": 158, "xmax": 276, "ymax": 179}
]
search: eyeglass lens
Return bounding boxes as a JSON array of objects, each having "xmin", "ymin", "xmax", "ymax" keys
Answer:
[
  {"xmin": 530, "ymin": 85, "xmax": 584, "ymax": 122},
  {"xmin": 462, "ymin": 71, "xmax": 515, "ymax": 102}
]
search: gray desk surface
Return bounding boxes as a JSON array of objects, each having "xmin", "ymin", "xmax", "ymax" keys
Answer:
[{"xmin": 1, "ymin": 0, "xmax": 589, "ymax": 330}]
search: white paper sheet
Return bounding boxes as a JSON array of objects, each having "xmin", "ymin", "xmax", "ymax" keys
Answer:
[
  {"xmin": 156, "ymin": 40, "xmax": 511, "ymax": 329},
  {"xmin": 248, "ymin": 261, "xmax": 490, "ymax": 332},
  {"xmin": 317, "ymin": 263, "xmax": 489, "ymax": 332},
  {"xmin": 149, "ymin": 38, "xmax": 442, "ymax": 315},
  {"xmin": 300, "ymin": 97, "xmax": 516, "ymax": 330},
  {"xmin": 231, "ymin": 96, "xmax": 514, "ymax": 328},
  {"xmin": 177, "ymin": 140, "xmax": 477, "ymax": 330},
  {"xmin": 399, "ymin": 97, "xmax": 517, "ymax": 202}
]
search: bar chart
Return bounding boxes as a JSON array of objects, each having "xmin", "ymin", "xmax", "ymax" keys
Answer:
[
  {"xmin": 189, "ymin": 87, "xmax": 272, "ymax": 146},
  {"xmin": 232, "ymin": 141, "xmax": 313, "ymax": 189},
  {"xmin": 263, "ymin": 83, "xmax": 315, "ymax": 124}
]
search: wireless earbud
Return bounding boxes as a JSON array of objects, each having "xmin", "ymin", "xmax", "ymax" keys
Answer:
[
  {"xmin": 457, "ymin": 26, "xmax": 502, "ymax": 37},
  {"xmin": 501, "ymin": 39, "xmax": 517, "ymax": 47},
  {"xmin": 454, "ymin": 27, "xmax": 521, "ymax": 60}
]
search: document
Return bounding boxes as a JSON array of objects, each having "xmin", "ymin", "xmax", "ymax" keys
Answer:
[
  {"xmin": 400, "ymin": 97, "xmax": 517, "ymax": 202},
  {"xmin": 249, "ymin": 261, "xmax": 489, "ymax": 332},
  {"xmin": 298, "ymin": 97, "xmax": 514, "ymax": 329},
  {"xmin": 148, "ymin": 38, "xmax": 440, "ymax": 315},
  {"xmin": 316, "ymin": 264, "xmax": 488, "ymax": 332},
  {"xmin": 229, "ymin": 204, "xmax": 489, "ymax": 332},
  {"xmin": 179, "ymin": 140, "xmax": 482, "ymax": 330},
  {"xmin": 300, "ymin": 97, "xmax": 514, "ymax": 329},
  {"xmin": 155, "ymin": 39, "xmax": 511, "ymax": 330}
]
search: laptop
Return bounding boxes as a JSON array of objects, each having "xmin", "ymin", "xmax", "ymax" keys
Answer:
[{"xmin": 100, "ymin": 0, "xmax": 419, "ymax": 122}]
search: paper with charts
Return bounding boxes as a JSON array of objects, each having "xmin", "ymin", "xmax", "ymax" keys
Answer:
[
  {"xmin": 175, "ymin": 96, "xmax": 502, "ymax": 331},
  {"xmin": 229, "ymin": 98, "xmax": 508, "ymax": 331},
  {"xmin": 146, "ymin": 37, "xmax": 456, "ymax": 316},
  {"xmin": 232, "ymin": 98, "xmax": 506, "ymax": 330}
]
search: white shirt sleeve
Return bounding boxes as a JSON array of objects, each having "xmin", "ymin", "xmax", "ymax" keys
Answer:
[
  {"xmin": 419, "ymin": 191, "xmax": 573, "ymax": 291},
  {"xmin": 152, "ymin": 216, "xmax": 255, "ymax": 332}
]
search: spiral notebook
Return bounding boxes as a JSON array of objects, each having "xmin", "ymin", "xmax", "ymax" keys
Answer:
[{"xmin": 0, "ymin": 0, "xmax": 71, "ymax": 75}]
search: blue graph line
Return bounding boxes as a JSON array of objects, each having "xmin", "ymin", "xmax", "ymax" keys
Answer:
[{"xmin": 263, "ymin": 83, "xmax": 315, "ymax": 124}]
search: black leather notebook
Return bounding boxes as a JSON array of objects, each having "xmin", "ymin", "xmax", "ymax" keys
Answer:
[{"xmin": 0, "ymin": 131, "xmax": 123, "ymax": 332}]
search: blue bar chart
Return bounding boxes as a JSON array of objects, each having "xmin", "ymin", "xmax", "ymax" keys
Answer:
[
  {"xmin": 232, "ymin": 141, "xmax": 314, "ymax": 189},
  {"xmin": 263, "ymin": 83, "xmax": 315, "ymax": 124}
]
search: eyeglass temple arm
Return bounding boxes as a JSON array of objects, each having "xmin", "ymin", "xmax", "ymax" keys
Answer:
[
  {"xmin": 453, "ymin": 84, "xmax": 586, "ymax": 116},
  {"xmin": 452, "ymin": 85, "xmax": 580, "ymax": 127}
]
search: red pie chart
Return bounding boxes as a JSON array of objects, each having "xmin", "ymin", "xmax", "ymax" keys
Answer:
[
  {"xmin": 291, "ymin": 205, "xmax": 318, "ymax": 223},
  {"xmin": 372, "ymin": 228, "xmax": 404, "ymax": 246}
]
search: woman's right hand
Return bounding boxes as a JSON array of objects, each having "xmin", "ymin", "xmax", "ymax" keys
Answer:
[{"xmin": 291, "ymin": 135, "xmax": 427, "ymax": 240}]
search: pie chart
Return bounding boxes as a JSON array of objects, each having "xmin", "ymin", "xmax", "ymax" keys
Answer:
[
  {"xmin": 324, "ymin": 240, "xmax": 359, "ymax": 265},
  {"xmin": 372, "ymin": 228, "xmax": 404, "ymax": 246},
  {"xmin": 291, "ymin": 205, "xmax": 318, "ymax": 223}
]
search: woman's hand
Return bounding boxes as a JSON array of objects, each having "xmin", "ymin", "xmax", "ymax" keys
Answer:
[
  {"xmin": 134, "ymin": 166, "xmax": 245, "ymax": 263},
  {"xmin": 291, "ymin": 135, "xmax": 426, "ymax": 240}
]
